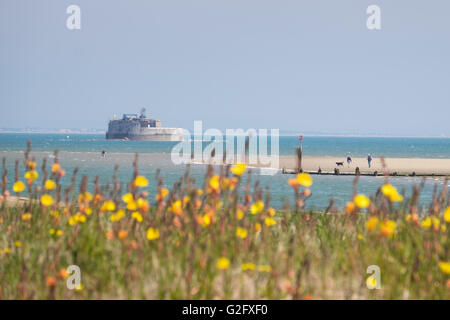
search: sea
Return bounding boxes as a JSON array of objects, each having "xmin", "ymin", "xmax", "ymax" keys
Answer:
[{"xmin": 1, "ymin": 133, "xmax": 449, "ymax": 210}]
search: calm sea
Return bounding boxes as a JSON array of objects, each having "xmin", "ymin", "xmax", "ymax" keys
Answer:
[{"xmin": 1, "ymin": 133, "xmax": 448, "ymax": 210}]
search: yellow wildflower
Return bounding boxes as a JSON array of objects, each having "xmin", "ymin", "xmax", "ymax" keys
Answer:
[
  {"xmin": 217, "ymin": 257, "xmax": 230, "ymax": 270},
  {"xmin": 122, "ymin": 193, "xmax": 134, "ymax": 204},
  {"xmin": 439, "ymin": 262, "xmax": 450, "ymax": 274},
  {"xmin": 110, "ymin": 209, "xmax": 125, "ymax": 222},
  {"xmin": 202, "ymin": 214, "xmax": 211, "ymax": 227},
  {"xmin": 13, "ymin": 181, "xmax": 25, "ymax": 193},
  {"xmin": 21, "ymin": 213, "xmax": 32, "ymax": 221},
  {"xmin": 131, "ymin": 211, "xmax": 143, "ymax": 223},
  {"xmin": 265, "ymin": 217, "xmax": 276, "ymax": 227},
  {"xmin": 40, "ymin": 194, "xmax": 54, "ymax": 207},
  {"xmin": 102, "ymin": 200, "xmax": 116, "ymax": 212},
  {"xmin": 258, "ymin": 265, "xmax": 272, "ymax": 273},
  {"xmin": 146, "ymin": 227, "xmax": 160, "ymax": 240},
  {"xmin": 250, "ymin": 200, "xmax": 264, "ymax": 214},
  {"xmin": 241, "ymin": 263, "xmax": 256, "ymax": 271},
  {"xmin": 366, "ymin": 216, "xmax": 379, "ymax": 231},
  {"xmin": 354, "ymin": 194, "xmax": 370, "ymax": 209},
  {"xmin": 134, "ymin": 175, "xmax": 149, "ymax": 187},
  {"xmin": 236, "ymin": 208, "xmax": 244, "ymax": 220},
  {"xmin": 297, "ymin": 172, "xmax": 313, "ymax": 187},
  {"xmin": 209, "ymin": 175, "xmax": 220, "ymax": 191},
  {"xmin": 24, "ymin": 170, "xmax": 38, "ymax": 181},
  {"xmin": 444, "ymin": 207, "xmax": 450, "ymax": 223},
  {"xmin": 170, "ymin": 200, "xmax": 183, "ymax": 215},
  {"xmin": 231, "ymin": 163, "xmax": 247, "ymax": 176},
  {"xmin": 44, "ymin": 179, "xmax": 56, "ymax": 190},
  {"xmin": 255, "ymin": 223, "xmax": 262, "ymax": 232},
  {"xmin": 380, "ymin": 220, "xmax": 396, "ymax": 238},
  {"xmin": 15, "ymin": 241, "xmax": 21, "ymax": 247},
  {"xmin": 268, "ymin": 208, "xmax": 276, "ymax": 217},
  {"xmin": 236, "ymin": 227, "xmax": 248, "ymax": 239}
]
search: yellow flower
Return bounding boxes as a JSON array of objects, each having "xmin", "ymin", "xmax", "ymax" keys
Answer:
[
  {"xmin": 78, "ymin": 192, "xmax": 93, "ymax": 203},
  {"xmin": 439, "ymin": 262, "xmax": 450, "ymax": 274},
  {"xmin": 217, "ymin": 257, "xmax": 230, "ymax": 270},
  {"xmin": 381, "ymin": 184, "xmax": 397, "ymax": 197},
  {"xmin": 381, "ymin": 184, "xmax": 403, "ymax": 202},
  {"xmin": 255, "ymin": 223, "xmax": 262, "ymax": 232},
  {"xmin": 21, "ymin": 213, "xmax": 32, "ymax": 221},
  {"xmin": 156, "ymin": 188, "xmax": 169, "ymax": 201},
  {"xmin": 102, "ymin": 200, "xmax": 116, "ymax": 212},
  {"xmin": 169, "ymin": 200, "xmax": 183, "ymax": 215},
  {"xmin": 134, "ymin": 176, "xmax": 149, "ymax": 187},
  {"xmin": 236, "ymin": 208, "xmax": 244, "ymax": 220},
  {"xmin": 13, "ymin": 181, "xmax": 25, "ymax": 193},
  {"xmin": 267, "ymin": 208, "xmax": 276, "ymax": 217},
  {"xmin": 131, "ymin": 211, "xmax": 143, "ymax": 222},
  {"xmin": 68, "ymin": 216, "xmax": 77, "ymax": 226},
  {"xmin": 40, "ymin": 194, "xmax": 54, "ymax": 207},
  {"xmin": 421, "ymin": 217, "xmax": 440, "ymax": 229},
  {"xmin": 56, "ymin": 230, "xmax": 63, "ymax": 237},
  {"xmin": 250, "ymin": 200, "xmax": 264, "ymax": 214},
  {"xmin": 366, "ymin": 217, "xmax": 379, "ymax": 231},
  {"xmin": 258, "ymin": 265, "xmax": 272, "ymax": 273},
  {"xmin": 3, "ymin": 248, "xmax": 11, "ymax": 254},
  {"xmin": 366, "ymin": 276, "xmax": 378, "ymax": 288},
  {"xmin": 380, "ymin": 220, "xmax": 396, "ymax": 238},
  {"xmin": 76, "ymin": 214, "xmax": 86, "ymax": 223},
  {"xmin": 126, "ymin": 200, "xmax": 138, "ymax": 211},
  {"xmin": 110, "ymin": 209, "xmax": 125, "ymax": 222},
  {"xmin": 297, "ymin": 172, "xmax": 313, "ymax": 187},
  {"xmin": 146, "ymin": 227, "xmax": 160, "ymax": 240},
  {"xmin": 354, "ymin": 194, "xmax": 370, "ymax": 209},
  {"xmin": 137, "ymin": 198, "xmax": 149, "ymax": 209},
  {"xmin": 202, "ymin": 214, "xmax": 211, "ymax": 227},
  {"xmin": 50, "ymin": 228, "xmax": 55, "ymax": 235},
  {"xmin": 236, "ymin": 227, "xmax": 248, "ymax": 239},
  {"xmin": 444, "ymin": 207, "xmax": 450, "ymax": 223},
  {"xmin": 241, "ymin": 263, "xmax": 256, "ymax": 271},
  {"xmin": 85, "ymin": 207, "xmax": 92, "ymax": 215},
  {"xmin": 122, "ymin": 193, "xmax": 134, "ymax": 204},
  {"xmin": 44, "ymin": 179, "xmax": 56, "ymax": 190},
  {"xmin": 231, "ymin": 163, "xmax": 246, "ymax": 176},
  {"xmin": 15, "ymin": 241, "xmax": 22, "ymax": 247},
  {"xmin": 264, "ymin": 217, "xmax": 276, "ymax": 227},
  {"xmin": 209, "ymin": 175, "xmax": 220, "ymax": 191},
  {"xmin": 357, "ymin": 234, "xmax": 365, "ymax": 240},
  {"xmin": 24, "ymin": 170, "xmax": 38, "ymax": 181},
  {"xmin": 422, "ymin": 217, "xmax": 431, "ymax": 228}
]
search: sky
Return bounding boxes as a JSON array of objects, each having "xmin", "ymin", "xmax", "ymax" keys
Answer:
[{"xmin": 0, "ymin": 0, "xmax": 449, "ymax": 136}]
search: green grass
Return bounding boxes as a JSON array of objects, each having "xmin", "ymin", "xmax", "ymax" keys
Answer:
[{"xmin": 0, "ymin": 151, "xmax": 449, "ymax": 299}]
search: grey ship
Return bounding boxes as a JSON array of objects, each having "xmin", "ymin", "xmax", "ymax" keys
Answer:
[{"xmin": 106, "ymin": 109, "xmax": 184, "ymax": 141}]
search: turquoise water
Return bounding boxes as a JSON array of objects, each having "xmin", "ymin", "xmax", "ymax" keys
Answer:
[
  {"xmin": 0, "ymin": 133, "xmax": 448, "ymax": 210},
  {"xmin": 1, "ymin": 133, "xmax": 450, "ymax": 158}
]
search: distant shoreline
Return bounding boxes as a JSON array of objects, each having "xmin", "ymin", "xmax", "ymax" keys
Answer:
[{"xmin": 0, "ymin": 131, "xmax": 448, "ymax": 139}]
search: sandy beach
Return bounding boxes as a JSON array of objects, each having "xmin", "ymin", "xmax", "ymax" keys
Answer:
[{"xmin": 278, "ymin": 156, "xmax": 450, "ymax": 176}]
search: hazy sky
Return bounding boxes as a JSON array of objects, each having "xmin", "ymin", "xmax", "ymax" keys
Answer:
[{"xmin": 1, "ymin": 0, "xmax": 449, "ymax": 136}]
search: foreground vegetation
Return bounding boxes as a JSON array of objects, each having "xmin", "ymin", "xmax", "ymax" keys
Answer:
[{"xmin": 0, "ymin": 143, "xmax": 449, "ymax": 299}]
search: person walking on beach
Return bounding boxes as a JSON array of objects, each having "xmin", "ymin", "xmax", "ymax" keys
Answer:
[
  {"xmin": 346, "ymin": 154, "xmax": 352, "ymax": 167},
  {"xmin": 101, "ymin": 150, "xmax": 106, "ymax": 158},
  {"xmin": 367, "ymin": 154, "xmax": 373, "ymax": 168}
]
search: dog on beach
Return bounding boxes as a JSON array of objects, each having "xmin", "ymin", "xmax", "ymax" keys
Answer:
[{"xmin": 336, "ymin": 162, "xmax": 344, "ymax": 167}]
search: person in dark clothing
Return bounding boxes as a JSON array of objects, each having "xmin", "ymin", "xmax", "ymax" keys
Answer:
[
  {"xmin": 346, "ymin": 154, "xmax": 352, "ymax": 167},
  {"xmin": 367, "ymin": 154, "xmax": 373, "ymax": 168}
]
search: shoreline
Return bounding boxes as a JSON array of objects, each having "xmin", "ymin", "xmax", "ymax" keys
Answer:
[{"xmin": 2, "ymin": 151, "xmax": 450, "ymax": 177}]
